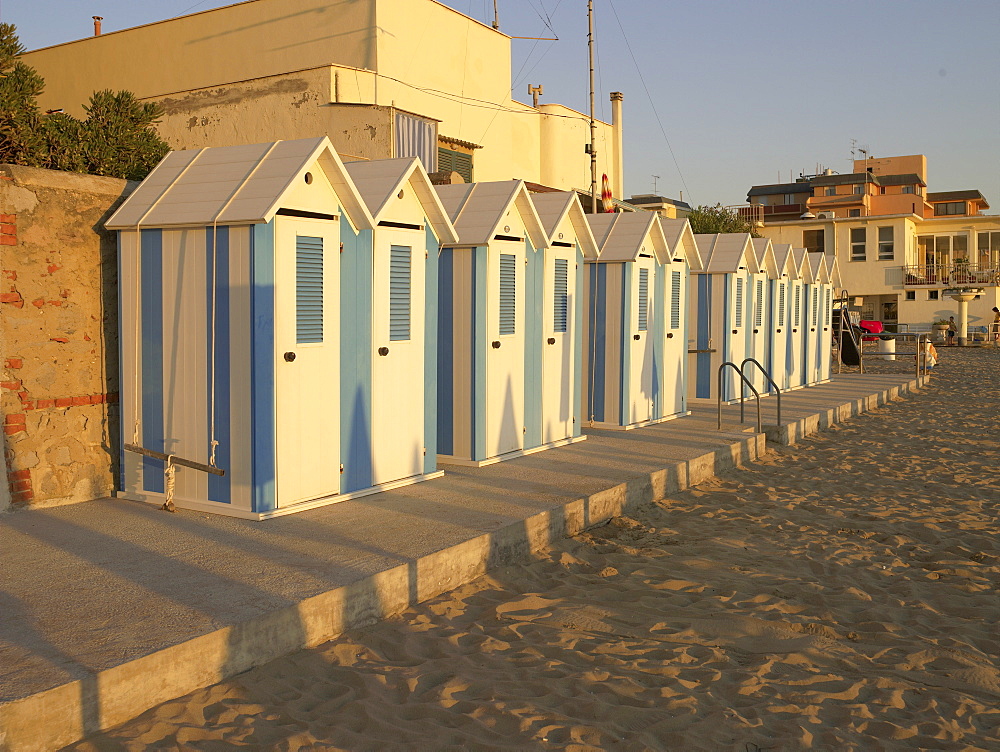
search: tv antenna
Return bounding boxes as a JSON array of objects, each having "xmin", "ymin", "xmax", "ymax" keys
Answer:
[{"xmin": 652, "ymin": 175, "xmax": 661, "ymax": 194}]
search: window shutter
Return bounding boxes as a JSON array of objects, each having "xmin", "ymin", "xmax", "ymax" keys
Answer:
[
  {"xmin": 735, "ymin": 278, "xmax": 744, "ymax": 328},
  {"xmin": 296, "ymin": 236, "xmax": 324, "ymax": 344},
  {"xmin": 670, "ymin": 270, "xmax": 681, "ymax": 329},
  {"xmin": 437, "ymin": 147, "xmax": 473, "ymax": 183},
  {"xmin": 499, "ymin": 253, "xmax": 516, "ymax": 335},
  {"xmin": 638, "ymin": 268, "xmax": 649, "ymax": 331},
  {"xmin": 553, "ymin": 259, "xmax": 568, "ymax": 333},
  {"xmin": 389, "ymin": 245, "xmax": 411, "ymax": 341}
]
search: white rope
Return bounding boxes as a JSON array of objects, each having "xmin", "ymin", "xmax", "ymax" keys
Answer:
[
  {"xmin": 209, "ymin": 219, "xmax": 219, "ymax": 467},
  {"xmin": 162, "ymin": 454, "xmax": 177, "ymax": 512},
  {"xmin": 132, "ymin": 225, "xmax": 142, "ymax": 446}
]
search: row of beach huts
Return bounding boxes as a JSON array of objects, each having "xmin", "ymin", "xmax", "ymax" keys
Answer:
[{"xmin": 106, "ymin": 137, "xmax": 840, "ymax": 519}]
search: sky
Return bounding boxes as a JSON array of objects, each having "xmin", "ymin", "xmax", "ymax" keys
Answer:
[{"xmin": 3, "ymin": 0, "xmax": 998, "ymax": 207}]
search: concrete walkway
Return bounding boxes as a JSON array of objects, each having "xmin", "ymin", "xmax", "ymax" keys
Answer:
[{"xmin": 0, "ymin": 371, "xmax": 924, "ymax": 751}]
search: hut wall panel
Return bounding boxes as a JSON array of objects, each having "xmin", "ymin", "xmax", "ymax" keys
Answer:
[
  {"xmin": 227, "ymin": 226, "xmax": 253, "ymax": 509},
  {"xmin": 584, "ymin": 263, "xmax": 625, "ymax": 427},
  {"xmin": 250, "ymin": 222, "xmax": 276, "ymax": 514},
  {"xmin": 572, "ymin": 245, "xmax": 584, "ymax": 437},
  {"xmin": 524, "ymin": 239, "xmax": 543, "ymax": 449},
  {"xmin": 651, "ymin": 263, "xmax": 665, "ymax": 420}
]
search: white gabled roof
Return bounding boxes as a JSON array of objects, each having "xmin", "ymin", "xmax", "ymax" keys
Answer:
[
  {"xmin": 345, "ymin": 157, "xmax": 458, "ymax": 244},
  {"xmin": 792, "ymin": 247, "xmax": 815, "ymax": 282},
  {"xmin": 435, "ymin": 180, "xmax": 548, "ymax": 249},
  {"xmin": 106, "ymin": 136, "xmax": 374, "ymax": 230},
  {"xmin": 528, "ymin": 191, "xmax": 600, "ymax": 259},
  {"xmin": 809, "ymin": 252, "xmax": 831, "ymax": 284},
  {"xmin": 751, "ymin": 237, "xmax": 778, "ymax": 278},
  {"xmin": 773, "ymin": 243, "xmax": 799, "ymax": 280},
  {"xmin": 659, "ymin": 218, "xmax": 703, "ymax": 270},
  {"xmin": 586, "ymin": 211, "xmax": 670, "ymax": 264},
  {"xmin": 827, "ymin": 255, "xmax": 843, "ymax": 288},
  {"xmin": 695, "ymin": 233, "xmax": 761, "ymax": 274}
]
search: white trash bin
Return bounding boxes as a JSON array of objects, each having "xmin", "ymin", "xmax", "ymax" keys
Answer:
[{"xmin": 878, "ymin": 336, "xmax": 896, "ymax": 361}]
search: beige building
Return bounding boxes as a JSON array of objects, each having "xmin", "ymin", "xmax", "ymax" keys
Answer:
[{"xmin": 21, "ymin": 0, "xmax": 624, "ymax": 198}]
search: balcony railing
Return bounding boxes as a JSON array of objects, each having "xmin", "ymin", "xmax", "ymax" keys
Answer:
[{"xmin": 902, "ymin": 263, "xmax": 1000, "ymax": 287}]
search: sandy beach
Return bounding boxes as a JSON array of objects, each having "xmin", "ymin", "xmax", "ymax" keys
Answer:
[{"xmin": 72, "ymin": 347, "xmax": 1000, "ymax": 751}]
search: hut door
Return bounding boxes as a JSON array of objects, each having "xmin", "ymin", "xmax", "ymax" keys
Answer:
[
  {"xmin": 274, "ymin": 217, "xmax": 340, "ymax": 506},
  {"xmin": 750, "ymin": 274, "xmax": 769, "ymax": 391},
  {"xmin": 629, "ymin": 256, "xmax": 656, "ymax": 423},
  {"xmin": 770, "ymin": 280, "xmax": 789, "ymax": 391},
  {"xmin": 372, "ymin": 231, "xmax": 426, "ymax": 484},
  {"xmin": 723, "ymin": 274, "xmax": 749, "ymax": 402},
  {"xmin": 487, "ymin": 242, "xmax": 525, "ymax": 456},
  {"xmin": 662, "ymin": 266, "xmax": 686, "ymax": 414},
  {"xmin": 787, "ymin": 281, "xmax": 804, "ymax": 388},
  {"xmin": 806, "ymin": 285, "xmax": 820, "ymax": 383},
  {"xmin": 542, "ymin": 247, "xmax": 575, "ymax": 442}
]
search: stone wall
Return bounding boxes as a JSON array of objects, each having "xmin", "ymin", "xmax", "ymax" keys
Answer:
[{"xmin": 1, "ymin": 165, "xmax": 134, "ymax": 511}]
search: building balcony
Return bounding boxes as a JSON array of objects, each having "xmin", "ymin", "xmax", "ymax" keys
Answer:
[
  {"xmin": 736, "ymin": 204, "xmax": 806, "ymax": 222},
  {"xmin": 901, "ymin": 263, "xmax": 1000, "ymax": 287}
]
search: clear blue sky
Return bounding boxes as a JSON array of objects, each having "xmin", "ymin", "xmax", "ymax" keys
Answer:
[{"xmin": 4, "ymin": 0, "xmax": 998, "ymax": 207}]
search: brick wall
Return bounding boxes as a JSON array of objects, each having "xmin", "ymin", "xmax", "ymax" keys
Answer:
[{"xmin": 1, "ymin": 165, "xmax": 134, "ymax": 511}]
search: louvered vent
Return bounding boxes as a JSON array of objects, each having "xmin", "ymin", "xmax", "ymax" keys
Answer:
[
  {"xmin": 778, "ymin": 284, "xmax": 786, "ymax": 327},
  {"xmin": 754, "ymin": 280, "xmax": 764, "ymax": 327},
  {"xmin": 825, "ymin": 289, "xmax": 832, "ymax": 325},
  {"xmin": 437, "ymin": 147, "xmax": 473, "ymax": 183},
  {"xmin": 553, "ymin": 258, "xmax": 568, "ymax": 333},
  {"xmin": 499, "ymin": 253, "xmax": 516, "ymax": 335},
  {"xmin": 390, "ymin": 245, "xmax": 411, "ymax": 341},
  {"xmin": 794, "ymin": 286, "xmax": 801, "ymax": 326},
  {"xmin": 296, "ymin": 235, "xmax": 323, "ymax": 344},
  {"xmin": 812, "ymin": 288, "xmax": 819, "ymax": 324},
  {"xmin": 638, "ymin": 268, "xmax": 649, "ymax": 331},
  {"xmin": 735, "ymin": 278, "xmax": 744, "ymax": 328},
  {"xmin": 670, "ymin": 270, "xmax": 681, "ymax": 330}
]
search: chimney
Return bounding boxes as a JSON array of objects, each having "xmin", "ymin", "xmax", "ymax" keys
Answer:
[
  {"xmin": 93, "ymin": 16, "xmax": 103, "ymax": 36},
  {"xmin": 610, "ymin": 92, "xmax": 624, "ymax": 201}
]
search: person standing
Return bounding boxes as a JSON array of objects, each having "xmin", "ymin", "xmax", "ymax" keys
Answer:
[
  {"xmin": 992, "ymin": 307, "xmax": 1000, "ymax": 342},
  {"xmin": 947, "ymin": 316, "xmax": 957, "ymax": 345}
]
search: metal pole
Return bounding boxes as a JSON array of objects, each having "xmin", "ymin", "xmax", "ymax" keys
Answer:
[
  {"xmin": 588, "ymin": 0, "xmax": 597, "ymax": 213},
  {"xmin": 492, "ymin": 0, "xmax": 499, "ymax": 30}
]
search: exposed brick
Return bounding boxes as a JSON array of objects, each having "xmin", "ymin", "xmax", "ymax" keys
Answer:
[
  {"xmin": 0, "ymin": 236, "xmax": 16, "ymax": 246},
  {"xmin": 1, "ymin": 381, "xmax": 20, "ymax": 390},
  {"xmin": 7, "ymin": 469, "xmax": 30, "ymax": 481},
  {"xmin": 34, "ymin": 399, "xmax": 54, "ymax": 409},
  {"xmin": 0, "ymin": 223, "xmax": 15, "ymax": 235},
  {"xmin": 0, "ymin": 214, "xmax": 14, "ymax": 222},
  {"xmin": 17, "ymin": 391, "xmax": 29, "ymax": 402},
  {"xmin": 0, "ymin": 292, "xmax": 23, "ymax": 305},
  {"xmin": 11, "ymin": 489, "xmax": 34, "ymax": 503},
  {"xmin": 5, "ymin": 358, "xmax": 23, "ymax": 369},
  {"xmin": 10, "ymin": 479, "xmax": 31, "ymax": 493},
  {"xmin": 22, "ymin": 401, "xmax": 34, "ymax": 410},
  {"xmin": 31, "ymin": 298, "xmax": 45, "ymax": 308},
  {"xmin": 2, "ymin": 270, "xmax": 15, "ymax": 280},
  {"xmin": 89, "ymin": 394, "xmax": 105, "ymax": 404},
  {"xmin": 3, "ymin": 424, "xmax": 24, "ymax": 435},
  {"xmin": 50, "ymin": 337, "xmax": 70, "ymax": 343},
  {"xmin": 54, "ymin": 397, "xmax": 72, "ymax": 407},
  {"xmin": 47, "ymin": 263, "xmax": 61, "ymax": 274},
  {"xmin": 4, "ymin": 414, "xmax": 25, "ymax": 425},
  {"xmin": 71, "ymin": 395, "xmax": 89, "ymax": 406}
]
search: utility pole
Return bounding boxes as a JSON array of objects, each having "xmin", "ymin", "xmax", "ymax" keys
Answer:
[
  {"xmin": 492, "ymin": 0, "xmax": 499, "ymax": 30},
  {"xmin": 587, "ymin": 0, "xmax": 597, "ymax": 213}
]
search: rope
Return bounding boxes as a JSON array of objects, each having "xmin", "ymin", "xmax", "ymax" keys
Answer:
[
  {"xmin": 162, "ymin": 454, "xmax": 177, "ymax": 512},
  {"xmin": 209, "ymin": 220, "xmax": 219, "ymax": 467}
]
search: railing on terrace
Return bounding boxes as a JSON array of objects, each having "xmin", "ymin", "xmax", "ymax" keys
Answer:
[
  {"xmin": 901, "ymin": 263, "xmax": 1000, "ymax": 287},
  {"xmin": 732, "ymin": 204, "xmax": 807, "ymax": 223}
]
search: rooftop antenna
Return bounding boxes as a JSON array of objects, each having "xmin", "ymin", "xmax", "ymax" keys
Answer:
[
  {"xmin": 528, "ymin": 84, "xmax": 543, "ymax": 108},
  {"xmin": 587, "ymin": 0, "xmax": 597, "ymax": 213},
  {"xmin": 652, "ymin": 175, "xmax": 660, "ymax": 194},
  {"xmin": 492, "ymin": 0, "xmax": 499, "ymax": 30}
]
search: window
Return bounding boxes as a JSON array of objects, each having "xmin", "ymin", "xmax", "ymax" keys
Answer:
[
  {"xmin": 904, "ymin": 290, "xmax": 915, "ymax": 301},
  {"xmin": 637, "ymin": 268, "xmax": 649, "ymax": 331},
  {"xmin": 389, "ymin": 246, "xmax": 411, "ymax": 341},
  {"xmin": 499, "ymin": 253, "xmax": 516, "ymax": 335},
  {"xmin": 553, "ymin": 259, "xmax": 568, "ymax": 333},
  {"xmin": 395, "ymin": 111, "xmax": 437, "ymax": 172},
  {"xmin": 850, "ymin": 227, "xmax": 866, "ymax": 261},
  {"xmin": 437, "ymin": 147, "xmax": 473, "ymax": 183},
  {"xmin": 934, "ymin": 201, "xmax": 965, "ymax": 216},
  {"xmin": 803, "ymin": 229, "xmax": 824, "ymax": 254},
  {"xmin": 783, "ymin": 193, "xmax": 796, "ymax": 205},
  {"xmin": 825, "ymin": 186, "xmax": 836, "ymax": 196},
  {"xmin": 848, "ymin": 209, "xmax": 861, "ymax": 217},
  {"xmin": 853, "ymin": 184, "xmax": 864, "ymax": 195},
  {"xmin": 902, "ymin": 186, "xmax": 914, "ymax": 194},
  {"xmin": 928, "ymin": 290, "xmax": 939, "ymax": 300},
  {"xmin": 878, "ymin": 227, "xmax": 894, "ymax": 261},
  {"xmin": 296, "ymin": 236, "xmax": 324, "ymax": 344},
  {"xmin": 978, "ymin": 231, "xmax": 1000, "ymax": 268}
]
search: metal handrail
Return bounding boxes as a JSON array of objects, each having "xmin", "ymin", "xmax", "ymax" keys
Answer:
[
  {"xmin": 718, "ymin": 361, "xmax": 762, "ymax": 433},
  {"xmin": 861, "ymin": 331, "xmax": 931, "ymax": 382},
  {"xmin": 832, "ymin": 289, "xmax": 864, "ymax": 374},
  {"xmin": 740, "ymin": 358, "xmax": 781, "ymax": 428}
]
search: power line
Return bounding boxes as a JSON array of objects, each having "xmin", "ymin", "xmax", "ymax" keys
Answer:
[{"xmin": 606, "ymin": 0, "xmax": 691, "ymax": 202}]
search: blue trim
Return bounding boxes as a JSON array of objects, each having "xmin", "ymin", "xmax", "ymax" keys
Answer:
[
  {"xmin": 140, "ymin": 229, "xmax": 164, "ymax": 493},
  {"xmin": 590, "ymin": 264, "xmax": 607, "ymax": 422},
  {"xmin": 423, "ymin": 223, "xmax": 438, "ymax": 473},
  {"xmin": 471, "ymin": 246, "xmax": 488, "ymax": 460},
  {"xmin": 206, "ymin": 227, "xmax": 231, "ymax": 503},
  {"xmin": 340, "ymin": 219, "xmax": 373, "ymax": 493},
  {"xmin": 437, "ymin": 247, "xmax": 454, "ymax": 456},
  {"xmin": 572, "ymin": 246, "xmax": 583, "ymax": 437},
  {"xmin": 117, "ymin": 232, "xmax": 126, "ymax": 492},
  {"xmin": 250, "ymin": 222, "xmax": 276, "ymax": 513},
  {"xmin": 524, "ymin": 238, "xmax": 542, "ymax": 449},
  {"xmin": 695, "ymin": 274, "xmax": 712, "ymax": 399},
  {"xmin": 619, "ymin": 264, "xmax": 631, "ymax": 425}
]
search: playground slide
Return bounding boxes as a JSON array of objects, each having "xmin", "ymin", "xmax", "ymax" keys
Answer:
[{"xmin": 836, "ymin": 310, "xmax": 861, "ymax": 366}]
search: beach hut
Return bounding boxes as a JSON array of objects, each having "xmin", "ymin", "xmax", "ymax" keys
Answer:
[
  {"xmin": 342, "ymin": 157, "xmax": 459, "ymax": 492},
  {"xmin": 769, "ymin": 243, "xmax": 799, "ymax": 392},
  {"xmin": 749, "ymin": 238, "xmax": 778, "ymax": 392},
  {"xmin": 434, "ymin": 180, "xmax": 550, "ymax": 465},
  {"xmin": 790, "ymin": 247, "xmax": 815, "ymax": 389},
  {"xmin": 528, "ymin": 191, "xmax": 600, "ymax": 446},
  {"xmin": 106, "ymin": 136, "xmax": 385, "ymax": 519},
  {"xmin": 660, "ymin": 217, "xmax": 704, "ymax": 411},
  {"xmin": 806, "ymin": 252, "xmax": 834, "ymax": 385},
  {"xmin": 689, "ymin": 233, "xmax": 761, "ymax": 403},
  {"xmin": 583, "ymin": 211, "xmax": 675, "ymax": 429}
]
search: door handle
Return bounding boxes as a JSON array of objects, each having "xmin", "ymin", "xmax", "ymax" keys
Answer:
[
  {"xmin": 732, "ymin": 329, "xmax": 738, "ymax": 334},
  {"xmin": 492, "ymin": 340, "xmax": 501, "ymax": 349},
  {"xmin": 753, "ymin": 328, "xmax": 759, "ymax": 333},
  {"xmin": 283, "ymin": 351, "xmax": 296, "ymax": 362},
  {"xmin": 666, "ymin": 333, "xmax": 674, "ymax": 339},
  {"xmin": 776, "ymin": 328, "xmax": 782, "ymax": 333},
  {"xmin": 547, "ymin": 337, "xmax": 556, "ymax": 345},
  {"xmin": 378, "ymin": 346, "xmax": 389, "ymax": 356},
  {"xmin": 633, "ymin": 334, "xmax": 641, "ymax": 340}
]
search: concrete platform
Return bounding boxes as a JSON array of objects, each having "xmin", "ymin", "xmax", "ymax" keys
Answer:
[{"xmin": 0, "ymin": 371, "xmax": 925, "ymax": 751}]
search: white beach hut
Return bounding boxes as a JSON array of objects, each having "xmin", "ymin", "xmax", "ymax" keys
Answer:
[
  {"xmin": 342, "ymin": 157, "xmax": 459, "ymax": 493},
  {"xmin": 528, "ymin": 191, "xmax": 600, "ymax": 446},
  {"xmin": 106, "ymin": 137, "xmax": 385, "ymax": 519},
  {"xmin": 689, "ymin": 233, "xmax": 761, "ymax": 403},
  {"xmin": 788, "ymin": 247, "xmax": 814, "ymax": 390},
  {"xmin": 749, "ymin": 238, "xmax": 778, "ymax": 392},
  {"xmin": 806, "ymin": 252, "xmax": 834, "ymax": 385},
  {"xmin": 583, "ymin": 211, "xmax": 675, "ymax": 429},
  {"xmin": 434, "ymin": 180, "xmax": 551, "ymax": 465},
  {"xmin": 769, "ymin": 243, "xmax": 799, "ymax": 392},
  {"xmin": 660, "ymin": 217, "xmax": 704, "ymax": 412}
]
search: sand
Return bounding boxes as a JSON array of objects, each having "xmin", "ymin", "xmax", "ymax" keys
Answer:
[{"xmin": 72, "ymin": 347, "xmax": 1000, "ymax": 751}]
